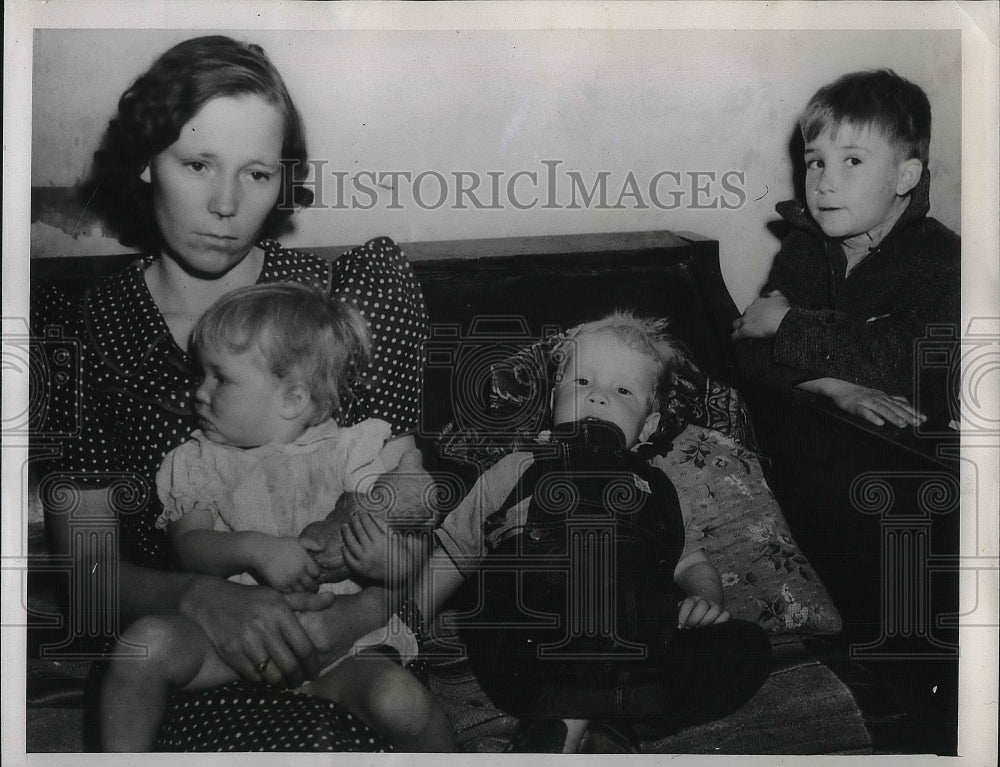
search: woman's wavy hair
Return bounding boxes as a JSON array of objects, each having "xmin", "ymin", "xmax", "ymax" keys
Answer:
[
  {"xmin": 192, "ymin": 282, "xmax": 371, "ymax": 425},
  {"xmin": 84, "ymin": 35, "xmax": 314, "ymax": 251}
]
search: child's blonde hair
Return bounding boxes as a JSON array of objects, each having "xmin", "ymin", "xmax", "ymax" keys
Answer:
[
  {"xmin": 553, "ymin": 311, "xmax": 678, "ymax": 409},
  {"xmin": 192, "ymin": 282, "xmax": 371, "ymax": 424}
]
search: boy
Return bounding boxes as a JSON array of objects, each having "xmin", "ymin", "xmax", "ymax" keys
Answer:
[
  {"xmin": 386, "ymin": 313, "xmax": 771, "ymax": 752},
  {"xmin": 733, "ymin": 69, "xmax": 960, "ymax": 427}
]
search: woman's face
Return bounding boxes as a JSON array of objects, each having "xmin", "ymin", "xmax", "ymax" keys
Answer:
[{"xmin": 144, "ymin": 95, "xmax": 285, "ymax": 276}]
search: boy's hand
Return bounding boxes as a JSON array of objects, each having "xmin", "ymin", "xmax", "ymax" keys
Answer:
[
  {"xmin": 677, "ymin": 596, "xmax": 730, "ymax": 629},
  {"xmin": 732, "ymin": 291, "xmax": 791, "ymax": 340},
  {"xmin": 253, "ymin": 536, "xmax": 322, "ymax": 593},
  {"xmin": 831, "ymin": 384, "xmax": 926, "ymax": 428},
  {"xmin": 800, "ymin": 377, "xmax": 927, "ymax": 428}
]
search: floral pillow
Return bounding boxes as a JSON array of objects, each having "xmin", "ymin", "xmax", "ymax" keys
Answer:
[{"xmin": 651, "ymin": 425, "xmax": 842, "ymax": 634}]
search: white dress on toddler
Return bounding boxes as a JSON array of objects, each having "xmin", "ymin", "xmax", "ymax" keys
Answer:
[
  {"xmin": 155, "ymin": 417, "xmax": 391, "ymax": 595},
  {"xmin": 155, "ymin": 417, "xmax": 420, "ymax": 676}
]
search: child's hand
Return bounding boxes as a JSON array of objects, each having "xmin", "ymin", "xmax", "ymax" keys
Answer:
[
  {"xmin": 341, "ymin": 512, "xmax": 391, "ymax": 582},
  {"xmin": 253, "ymin": 536, "xmax": 322, "ymax": 593},
  {"xmin": 732, "ymin": 291, "xmax": 790, "ymax": 340},
  {"xmin": 830, "ymin": 384, "xmax": 926, "ymax": 428},
  {"xmin": 300, "ymin": 507, "xmax": 352, "ymax": 584},
  {"xmin": 677, "ymin": 596, "xmax": 730, "ymax": 629},
  {"xmin": 341, "ymin": 512, "xmax": 430, "ymax": 585},
  {"xmin": 803, "ymin": 378, "xmax": 927, "ymax": 427}
]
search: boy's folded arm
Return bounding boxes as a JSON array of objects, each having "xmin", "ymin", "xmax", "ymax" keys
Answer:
[
  {"xmin": 733, "ymin": 336, "xmax": 818, "ymax": 390},
  {"xmin": 768, "ymin": 243, "xmax": 960, "ymax": 395},
  {"xmin": 772, "ymin": 306, "xmax": 918, "ymax": 394}
]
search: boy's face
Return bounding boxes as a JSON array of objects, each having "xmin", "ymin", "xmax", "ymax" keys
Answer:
[
  {"xmin": 803, "ymin": 122, "xmax": 921, "ymax": 240},
  {"xmin": 552, "ymin": 331, "xmax": 661, "ymax": 448}
]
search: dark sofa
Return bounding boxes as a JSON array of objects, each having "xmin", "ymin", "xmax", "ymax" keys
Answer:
[{"xmin": 24, "ymin": 229, "xmax": 957, "ymax": 753}]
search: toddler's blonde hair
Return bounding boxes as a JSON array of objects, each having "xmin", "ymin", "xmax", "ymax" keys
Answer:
[
  {"xmin": 554, "ymin": 311, "xmax": 677, "ymax": 409},
  {"xmin": 192, "ymin": 282, "xmax": 370, "ymax": 424}
]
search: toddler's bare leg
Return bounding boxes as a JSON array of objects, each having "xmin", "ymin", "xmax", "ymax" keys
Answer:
[
  {"xmin": 100, "ymin": 614, "xmax": 238, "ymax": 751},
  {"xmin": 302, "ymin": 655, "xmax": 455, "ymax": 751}
]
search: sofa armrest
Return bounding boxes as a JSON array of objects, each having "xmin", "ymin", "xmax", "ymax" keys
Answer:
[{"xmin": 738, "ymin": 378, "xmax": 959, "ymax": 750}]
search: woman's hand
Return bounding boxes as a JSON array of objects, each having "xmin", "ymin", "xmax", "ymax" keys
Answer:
[
  {"xmin": 296, "ymin": 586, "xmax": 391, "ymax": 671},
  {"xmin": 732, "ymin": 291, "xmax": 791, "ymax": 340},
  {"xmin": 799, "ymin": 377, "xmax": 927, "ymax": 427},
  {"xmin": 677, "ymin": 597, "xmax": 731, "ymax": 629},
  {"xmin": 177, "ymin": 575, "xmax": 334, "ymax": 687},
  {"xmin": 253, "ymin": 536, "xmax": 322, "ymax": 593}
]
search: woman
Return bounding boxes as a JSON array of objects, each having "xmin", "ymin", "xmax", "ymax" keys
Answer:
[{"xmin": 32, "ymin": 35, "xmax": 430, "ymax": 751}]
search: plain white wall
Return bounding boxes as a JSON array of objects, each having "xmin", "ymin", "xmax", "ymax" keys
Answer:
[{"xmin": 30, "ymin": 28, "xmax": 961, "ymax": 311}]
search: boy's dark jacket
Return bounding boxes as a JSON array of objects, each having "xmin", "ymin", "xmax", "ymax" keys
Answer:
[{"xmin": 735, "ymin": 169, "xmax": 960, "ymax": 420}]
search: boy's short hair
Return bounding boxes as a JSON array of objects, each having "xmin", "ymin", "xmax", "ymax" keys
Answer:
[
  {"xmin": 800, "ymin": 69, "xmax": 931, "ymax": 165},
  {"xmin": 554, "ymin": 311, "xmax": 678, "ymax": 409},
  {"xmin": 192, "ymin": 282, "xmax": 371, "ymax": 424}
]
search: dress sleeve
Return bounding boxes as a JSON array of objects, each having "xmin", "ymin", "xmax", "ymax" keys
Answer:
[
  {"xmin": 29, "ymin": 282, "xmax": 124, "ymax": 483},
  {"xmin": 154, "ymin": 440, "xmax": 223, "ymax": 529},
  {"xmin": 329, "ymin": 237, "xmax": 429, "ymax": 437},
  {"xmin": 335, "ymin": 418, "xmax": 393, "ymax": 496}
]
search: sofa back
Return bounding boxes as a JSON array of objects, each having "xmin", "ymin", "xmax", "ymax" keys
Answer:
[{"xmin": 29, "ymin": 230, "xmax": 735, "ymax": 433}]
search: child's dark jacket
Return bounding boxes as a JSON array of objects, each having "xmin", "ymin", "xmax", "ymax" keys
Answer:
[{"xmin": 735, "ymin": 170, "xmax": 960, "ymax": 413}]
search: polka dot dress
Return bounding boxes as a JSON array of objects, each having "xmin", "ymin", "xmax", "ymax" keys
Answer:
[
  {"xmin": 31, "ymin": 237, "xmax": 427, "ymax": 750},
  {"xmin": 157, "ymin": 684, "xmax": 391, "ymax": 752}
]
